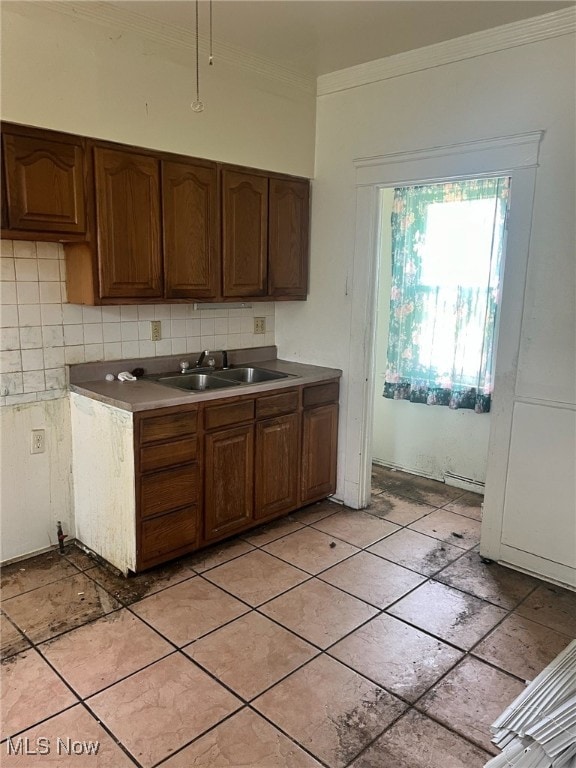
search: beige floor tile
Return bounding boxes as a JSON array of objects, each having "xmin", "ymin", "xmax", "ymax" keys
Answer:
[
  {"xmin": 162, "ymin": 708, "xmax": 323, "ymax": 767},
  {"xmin": 366, "ymin": 493, "xmax": 436, "ymax": 526},
  {"xmin": 40, "ymin": 609, "xmax": 173, "ymax": 697},
  {"xmin": 203, "ymin": 550, "xmax": 309, "ymax": 606},
  {"xmin": 1, "ymin": 551, "xmax": 78, "ymax": 600},
  {"xmin": 350, "ymin": 709, "xmax": 491, "ymax": 767},
  {"xmin": 373, "ymin": 469, "xmax": 464, "ymax": 507},
  {"xmin": 418, "ymin": 657, "xmax": 525, "ymax": 754},
  {"xmin": 1, "ymin": 649, "xmax": 77, "ymax": 740},
  {"xmin": 88, "ymin": 654, "xmax": 241, "ymax": 768},
  {"xmin": 409, "ymin": 508, "xmax": 482, "ymax": 549},
  {"xmin": 242, "ymin": 517, "xmax": 304, "ymax": 546},
  {"xmin": 185, "ymin": 611, "xmax": 318, "ymax": 699},
  {"xmin": 132, "ymin": 577, "xmax": 249, "ymax": 645},
  {"xmin": 442, "ymin": 492, "xmax": 484, "ymax": 521},
  {"xmin": 260, "ymin": 578, "xmax": 378, "ymax": 648},
  {"xmin": 515, "ymin": 583, "xmax": 576, "ymax": 636},
  {"xmin": 86, "ymin": 560, "xmax": 197, "ymax": 605},
  {"xmin": 320, "ymin": 551, "xmax": 425, "ymax": 608},
  {"xmin": 0, "ymin": 613, "xmax": 30, "ymax": 660},
  {"xmin": 1, "ymin": 704, "xmax": 135, "ymax": 767},
  {"xmin": 188, "ymin": 538, "xmax": 255, "ymax": 573},
  {"xmin": 2, "ymin": 573, "xmax": 120, "ymax": 643},
  {"xmin": 330, "ymin": 613, "xmax": 463, "ymax": 702},
  {"xmin": 435, "ymin": 550, "xmax": 539, "ymax": 609},
  {"xmin": 368, "ymin": 528, "xmax": 463, "ymax": 576},
  {"xmin": 263, "ymin": 527, "xmax": 359, "ymax": 575},
  {"xmin": 254, "ymin": 655, "xmax": 406, "ymax": 768},
  {"xmin": 473, "ymin": 613, "xmax": 573, "ymax": 680},
  {"xmin": 389, "ymin": 580, "xmax": 506, "ymax": 650},
  {"xmin": 311, "ymin": 508, "xmax": 400, "ymax": 548}
]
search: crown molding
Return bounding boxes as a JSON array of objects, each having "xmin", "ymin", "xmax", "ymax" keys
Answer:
[
  {"xmin": 318, "ymin": 7, "xmax": 576, "ymax": 97},
  {"xmin": 29, "ymin": 0, "xmax": 316, "ymax": 95}
]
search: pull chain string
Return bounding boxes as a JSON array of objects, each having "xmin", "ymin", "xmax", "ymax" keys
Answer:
[
  {"xmin": 209, "ymin": 0, "xmax": 213, "ymax": 65},
  {"xmin": 191, "ymin": 0, "xmax": 204, "ymax": 111}
]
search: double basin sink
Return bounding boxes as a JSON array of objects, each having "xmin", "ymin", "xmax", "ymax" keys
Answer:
[{"xmin": 152, "ymin": 366, "xmax": 291, "ymax": 392}]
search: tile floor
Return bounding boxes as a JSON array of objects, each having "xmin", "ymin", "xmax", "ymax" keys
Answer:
[{"xmin": 1, "ymin": 465, "xmax": 575, "ymax": 767}]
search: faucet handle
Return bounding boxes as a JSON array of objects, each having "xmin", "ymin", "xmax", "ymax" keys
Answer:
[{"xmin": 179, "ymin": 360, "xmax": 190, "ymax": 374}]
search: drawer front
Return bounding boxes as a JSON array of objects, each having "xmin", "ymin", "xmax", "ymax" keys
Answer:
[
  {"xmin": 302, "ymin": 381, "xmax": 339, "ymax": 408},
  {"xmin": 256, "ymin": 389, "xmax": 299, "ymax": 419},
  {"xmin": 204, "ymin": 399, "xmax": 254, "ymax": 431},
  {"xmin": 139, "ymin": 409, "xmax": 198, "ymax": 445},
  {"xmin": 139, "ymin": 438, "xmax": 197, "ymax": 473},
  {"xmin": 140, "ymin": 464, "xmax": 199, "ymax": 518},
  {"xmin": 140, "ymin": 506, "xmax": 199, "ymax": 564}
]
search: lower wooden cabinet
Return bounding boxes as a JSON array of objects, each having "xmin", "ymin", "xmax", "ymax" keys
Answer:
[
  {"xmin": 72, "ymin": 378, "xmax": 339, "ymax": 574},
  {"xmin": 204, "ymin": 424, "xmax": 254, "ymax": 541}
]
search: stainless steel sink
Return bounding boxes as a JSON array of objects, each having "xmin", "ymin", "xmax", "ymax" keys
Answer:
[
  {"xmin": 212, "ymin": 367, "xmax": 289, "ymax": 384},
  {"xmin": 157, "ymin": 373, "xmax": 240, "ymax": 391}
]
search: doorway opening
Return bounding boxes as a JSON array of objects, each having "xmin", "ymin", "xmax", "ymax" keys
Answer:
[{"xmin": 371, "ymin": 177, "xmax": 510, "ymax": 494}]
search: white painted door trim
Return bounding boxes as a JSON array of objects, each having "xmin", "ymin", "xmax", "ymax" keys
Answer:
[{"xmin": 344, "ymin": 131, "xmax": 543, "ymax": 564}]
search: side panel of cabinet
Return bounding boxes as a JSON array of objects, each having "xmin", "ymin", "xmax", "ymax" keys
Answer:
[
  {"xmin": 204, "ymin": 424, "xmax": 254, "ymax": 540},
  {"xmin": 301, "ymin": 404, "xmax": 338, "ymax": 504},
  {"xmin": 268, "ymin": 178, "xmax": 309, "ymax": 298},
  {"xmin": 162, "ymin": 160, "xmax": 219, "ymax": 299},
  {"xmin": 94, "ymin": 147, "xmax": 162, "ymax": 299},
  {"xmin": 3, "ymin": 133, "xmax": 86, "ymax": 234},
  {"xmin": 255, "ymin": 413, "xmax": 300, "ymax": 520},
  {"xmin": 222, "ymin": 170, "xmax": 268, "ymax": 297}
]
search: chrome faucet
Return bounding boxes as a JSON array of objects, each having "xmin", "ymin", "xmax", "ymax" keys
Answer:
[{"xmin": 195, "ymin": 350, "xmax": 209, "ymax": 368}]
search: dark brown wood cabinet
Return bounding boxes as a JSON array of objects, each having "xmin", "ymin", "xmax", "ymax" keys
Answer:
[
  {"xmin": 162, "ymin": 159, "xmax": 219, "ymax": 299},
  {"xmin": 2, "ymin": 127, "xmax": 87, "ymax": 237},
  {"xmin": 94, "ymin": 147, "xmax": 162, "ymax": 299},
  {"xmin": 222, "ymin": 169, "xmax": 268, "ymax": 298},
  {"xmin": 268, "ymin": 177, "xmax": 309, "ymax": 298},
  {"xmin": 255, "ymin": 412, "xmax": 300, "ymax": 520},
  {"xmin": 301, "ymin": 382, "xmax": 339, "ymax": 504},
  {"xmin": 135, "ymin": 404, "xmax": 200, "ymax": 570}
]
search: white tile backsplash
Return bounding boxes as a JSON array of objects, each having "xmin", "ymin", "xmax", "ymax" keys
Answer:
[{"xmin": 0, "ymin": 240, "xmax": 276, "ymax": 403}]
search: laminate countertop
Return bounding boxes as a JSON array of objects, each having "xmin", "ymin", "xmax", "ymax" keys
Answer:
[{"xmin": 70, "ymin": 353, "xmax": 342, "ymax": 413}]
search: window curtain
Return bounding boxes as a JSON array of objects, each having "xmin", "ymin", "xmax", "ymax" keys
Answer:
[{"xmin": 384, "ymin": 177, "xmax": 510, "ymax": 413}]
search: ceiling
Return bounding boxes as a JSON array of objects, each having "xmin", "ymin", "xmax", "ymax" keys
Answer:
[{"xmin": 112, "ymin": 1, "xmax": 574, "ymax": 77}]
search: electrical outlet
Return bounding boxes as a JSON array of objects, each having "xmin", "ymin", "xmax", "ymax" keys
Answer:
[
  {"xmin": 254, "ymin": 317, "xmax": 266, "ymax": 334},
  {"xmin": 31, "ymin": 429, "xmax": 45, "ymax": 454},
  {"xmin": 150, "ymin": 320, "xmax": 162, "ymax": 342}
]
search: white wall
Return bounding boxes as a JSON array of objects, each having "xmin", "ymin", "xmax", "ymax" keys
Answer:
[
  {"xmin": 276, "ymin": 28, "xmax": 575, "ymax": 585},
  {"xmin": 371, "ymin": 189, "xmax": 490, "ymax": 484},
  {"xmin": 0, "ymin": 3, "xmax": 315, "ymax": 561}
]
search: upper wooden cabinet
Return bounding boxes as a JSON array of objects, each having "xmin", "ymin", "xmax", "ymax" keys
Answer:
[
  {"xmin": 2, "ymin": 127, "xmax": 87, "ymax": 237},
  {"xmin": 268, "ymin": 177, "xmax": 309, "ymax": 298},
  {"xmin": 94, "ymin": 147, "xmax": 162, "ymax": 299},
  {"xmin": 222, "ymin": 170, "xmax": 268, "ymax": 298},
  {"xmin": 162, "ymin": 160, "xmax": 219, "ymax": 300}
]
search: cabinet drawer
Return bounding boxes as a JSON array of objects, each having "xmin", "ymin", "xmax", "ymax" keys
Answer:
[
  {"xmin": 140, "ymin": 506, "xmax": 199, "ymax": 564},
  {"xmin": 140, "ymin": 464, "xmax": 199, "ymax": 518},
  {"xmin": 139, "ymin": 437, "xmax": 197, "ymax": 473},
  {"xmin": 256, "ymin": 389, "xmax": 299, "ymax": 419},
  {"xmin": 302, "ymin": 381, "xmax": 339, "ymax": 408},
  {"xmin": 204, "ymin": 399, "xmax": 254, "ymax": 430},
  {"xmin": 139, "ymin": 409, "xmax": 198, "ymax": 444}
]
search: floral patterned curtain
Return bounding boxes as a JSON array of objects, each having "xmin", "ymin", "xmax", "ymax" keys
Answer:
[{"xmin": 384, "ymin": 177, "xmax": 510, "ymax": 413}]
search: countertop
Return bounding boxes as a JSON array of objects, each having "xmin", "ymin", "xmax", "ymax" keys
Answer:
[{"xmin": 70, "ymin": 357, "xmax": 342, "ymax": 413}]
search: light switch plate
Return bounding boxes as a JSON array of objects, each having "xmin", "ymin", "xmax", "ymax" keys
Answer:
[
  {"xmin": 150, "ymin": 320, "xmax": 161, "ymax": 341},
  {"xmin": 254, "ymin": 317, "xmax": 266, "ymax": 334}
]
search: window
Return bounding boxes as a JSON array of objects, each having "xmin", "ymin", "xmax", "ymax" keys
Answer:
[{"xmin": 384, "ymin": 177, "xmax": 509, "ymax": 412}]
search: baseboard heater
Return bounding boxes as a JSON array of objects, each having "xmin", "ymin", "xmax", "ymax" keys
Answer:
[{"xmin": 444, "ymin": 470, "xmax": 485, "ymax": 493}]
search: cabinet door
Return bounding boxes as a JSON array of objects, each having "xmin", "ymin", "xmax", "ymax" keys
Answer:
[
  {"xmin": 255, "ymin": 413, "xmax": 300, "ymax": 520},
  {"xmin": 222, "ymin": 170, "xmax": 268, "ymax": 297},
  {"xmin": 204, "ymin": 424, "xmax": 254, "ymax": 540},
  {"xmin": 268, "ymin": 178, "xmax": 309, "ymax": 298},
  {"xmin": 162, "ymin": 160, "xmax": 219, "ymax": 299},
  {"xmin": 94, "ymin": 147, "xmax": 162, "ymax": 299},
  {"xmin": 301, "ymin": 404, "xmax": 338, "ymax": 504},
  {"xmin": 2, "ymin": 132, "xmax": 86, "ymax": 234}
]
